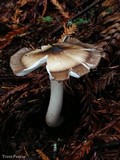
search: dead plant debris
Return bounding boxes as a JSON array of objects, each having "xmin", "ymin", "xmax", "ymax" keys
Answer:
[{"xmin": 0, "ymin": 0, "xmax": 120, "ymax": 160}]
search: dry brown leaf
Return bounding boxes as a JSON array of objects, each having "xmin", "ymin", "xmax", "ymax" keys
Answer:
[
  {"xmin": 102, "ymin": 0, "xmax": 119, "ymax": 8},
  {"xmin": 17, "ymin": 0, "xmax": 32, "ymax": 7},
  {"xmin": 42, "ymin": 0, "xmax": 48, "ymax": 16},
  {"xmin": 11, "ymin": 8, "xmax": 23, "ymax": 25},
  {"xmin": 36, "ymin": 149, "xmax": 49, "ymax": 160},
  {"xmin": 94, "ymin": 70, "xmax": 116, "ymax": 92},
  {"xmin": 59, "ymin": 23, "xmax": 77, "ymax": 42},
  {"xmin": 50, "ymin": 0, "xmax": 70, "ymax": 19},
  {"xmin": 0, "ymin": 26, "xmax": 29, "ymax": 50},
  {"xmin": 63, "ymin": 140, "xmax": 93, "ymax": 160},
  {"xmin": 0, "ymin": 84, "xmax": 29, "ymax": 103},
  {"xmin": 97, "ymin": 134, "xmax": 120, "ymax": 143}
]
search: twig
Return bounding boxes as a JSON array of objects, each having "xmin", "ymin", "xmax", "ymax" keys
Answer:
[{"xmin": 70, "ymin": 0, "xmax": 101, "ymax": 21}]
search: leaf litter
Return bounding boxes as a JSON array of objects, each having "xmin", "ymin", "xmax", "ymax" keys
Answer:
[{"xmin": 0, "ymin": 0, "xmax": 120, "ymax": 159}]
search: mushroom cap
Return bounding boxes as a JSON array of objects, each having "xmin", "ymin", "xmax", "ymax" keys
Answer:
[{"xmin": 10, "ymin": 37, "xmax": 102, "ymax": 80}]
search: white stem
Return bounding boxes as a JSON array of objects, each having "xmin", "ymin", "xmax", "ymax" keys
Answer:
[{"xmin": 45, "ymin": 80, "xmax": 64, "ymax": 127}]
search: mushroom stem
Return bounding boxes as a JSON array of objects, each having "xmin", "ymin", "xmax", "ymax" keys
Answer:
[{"xmin": 45, "ymin": 80, "xmax": 64, "ymax": 127}]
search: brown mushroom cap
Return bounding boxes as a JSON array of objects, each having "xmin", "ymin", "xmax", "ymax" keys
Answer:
[
  {"xmin": 10, "ymin": 37, "xmax": 102, "ymax": 80},
  {"xmin": 10, "ymin": 47, "xmax": 30, "ymax": 75}
]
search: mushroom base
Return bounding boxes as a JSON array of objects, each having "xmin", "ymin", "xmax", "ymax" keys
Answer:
[{"xmin": 46, "ymin": 116, "xmax": 64, "ymax": 127}]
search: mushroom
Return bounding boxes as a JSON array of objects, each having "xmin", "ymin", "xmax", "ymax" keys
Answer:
[{"xmin": 10, "ymin": 36, "xmax": 102, "ymax": 127}]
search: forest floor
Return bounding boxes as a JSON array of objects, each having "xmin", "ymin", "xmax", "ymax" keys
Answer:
[{"xmin": 0, "ymin": 0, "xmax": 120, "ymax": 160}]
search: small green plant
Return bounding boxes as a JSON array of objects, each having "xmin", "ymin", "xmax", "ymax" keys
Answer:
[
  {"xmin": 68, "ymin": 17, "xmax": 90, "ymax": 26},
  {"xmin": 42, "ymin": 16, "xmax": 53, "ymax": 23},
  {"xmin": 73, "ymin": 17, "xmax": 90, "ymax": 25},
  {"xmin": 105, "ymin": 8, "xmax": 113, "ymax": 13}
]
